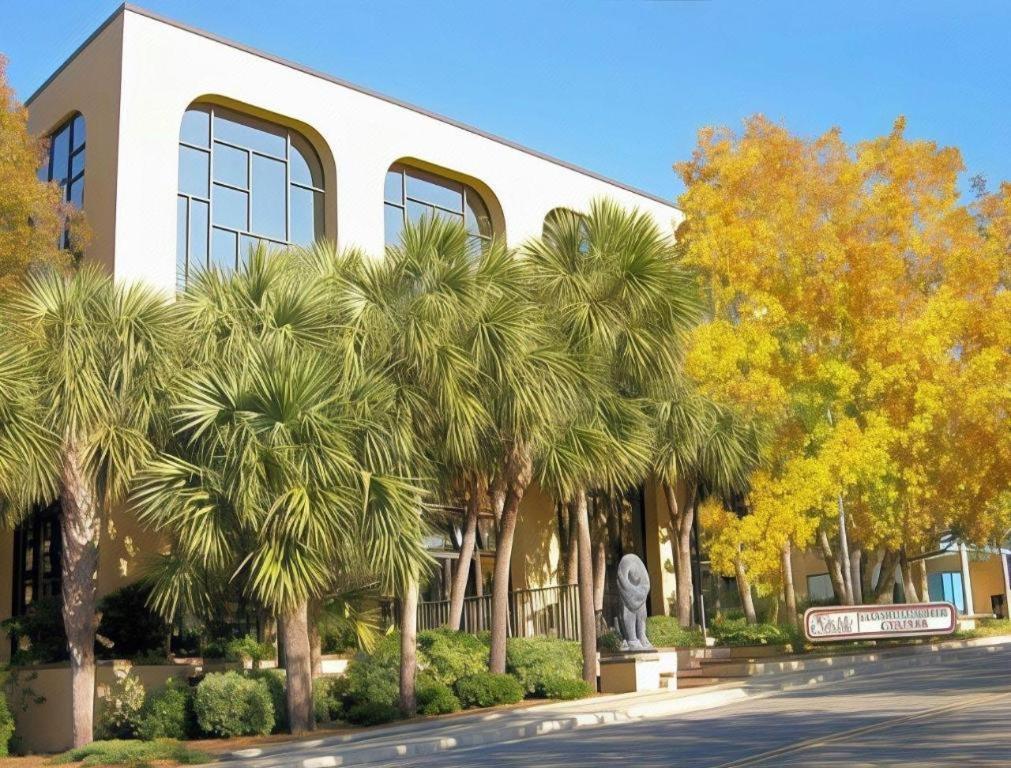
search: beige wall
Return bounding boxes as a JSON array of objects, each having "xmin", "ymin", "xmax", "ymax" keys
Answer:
[
  {"xmin": 9, "ymin": 661, "xmax": 199, "ymax": 753},
  {"xmin": 511, "ymin": 485, "xmax": 561, "ymax": 590},
  {"xmin": 644, "ymin": 479, "xmax": 677, "ymax": 616}
]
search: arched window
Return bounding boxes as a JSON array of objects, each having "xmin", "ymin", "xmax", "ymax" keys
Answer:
[
  {"xmin": 384, "ymin": 164, "xmax": 492, "ymax": 248},
  {"xmin": 39, "ymin": 113, "xmax": 85, "ymax": 248},
  {"xmin": 176, "ymin": 104, "xmax": 324, "ymax": 287}
]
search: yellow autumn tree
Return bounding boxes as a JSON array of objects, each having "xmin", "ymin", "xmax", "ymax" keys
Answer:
[
  {"xmin": 0, "ymin": 55, "xmax": 80, "ymax": 291},
  {"xmin": 678, "ymin": 115, "xmax": 1011, "ymax": 611}
]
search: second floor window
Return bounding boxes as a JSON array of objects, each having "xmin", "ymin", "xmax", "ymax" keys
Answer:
[
  {"xmin": 384, "ymin": 164, "xmax": 493, "ymax": 249},
  {"xmin": 176, "ymin": 104, "xmax": 325, "ymax": 288},
  {"xmin": 39, "ymin": 113, "xmax": 85, "ymax": 248}
]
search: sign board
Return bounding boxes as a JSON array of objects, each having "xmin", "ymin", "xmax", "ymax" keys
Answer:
[{"xmin": 803, "ymin": 602, "xmax": 957, "ymax": 642}]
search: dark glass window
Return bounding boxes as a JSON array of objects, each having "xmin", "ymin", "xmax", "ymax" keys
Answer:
[
  {"xmin": 384, "ymin": 164, "xmax": 493, "ymax": 248},
  {"xmin": 176, "ymin": 104, "xmax": 325, "ymax": 289},
  {"xmin": 12, "ymin": 502, "xmax": 62, "ymax": 617},
  {"xmin": 39, "ymin": 114, "xmax": 86, "ymax": 249}
]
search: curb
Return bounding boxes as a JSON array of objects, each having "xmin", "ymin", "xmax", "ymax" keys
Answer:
[{"xmin": 218, "ymin": 635, "xmax": 1011, "ymax": 768}]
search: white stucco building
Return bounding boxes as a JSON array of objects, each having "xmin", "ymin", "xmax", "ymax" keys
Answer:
[{"xmin": 25, "ymin": 3, "xmax": 680, "ymax": 295}]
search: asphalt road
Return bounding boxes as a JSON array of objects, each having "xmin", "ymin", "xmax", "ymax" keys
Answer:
[{"xmin": 378, "ymin": 647, "xmax": 1011, "ymax": 767}]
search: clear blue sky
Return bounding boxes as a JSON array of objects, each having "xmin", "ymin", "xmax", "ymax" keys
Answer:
[{"xmin": 3, "ymin": 0, "xmax": 1010, "ymax": 201}]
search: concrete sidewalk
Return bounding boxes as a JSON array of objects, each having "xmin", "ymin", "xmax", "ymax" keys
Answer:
[{"xmin": 216, "ymin": 634, "xmax": 1011, "ymax": 768}]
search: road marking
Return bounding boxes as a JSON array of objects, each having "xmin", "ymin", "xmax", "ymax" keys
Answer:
[{"xmin": 709, "ymin": 690, "xmax": 1011, "ymax": 768}]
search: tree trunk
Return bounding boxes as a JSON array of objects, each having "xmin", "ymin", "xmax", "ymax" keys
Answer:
[
  {"xmin": 850, "ymin": 548, "xmax": 864, "ymax": 604},
  {"xmin": 591, "ymin": 497, "xmax": 607, "ymax": 615},
  {"xmin": 817, "ymin": 526, "xmax": 849, "ymax": 605},
  {"xmin": 564, "ymin": 521, "xmax": 579, "ymax": 586},
  {"xmin": 573, "ymin": 488, "xmax": 597, "ymax": 686},
  {"xmin": 489, "ymin": 447, "xmax": 532, "ymax": 674},
  {"xmin": 60, "ymin": 443, "xmax": 102, "ymax": 748},
  {"xmin": 309, "ymin": 600, "xmax": 322, "ymax": 678},
  {"xmin": 399, "ymin": 575, "xmax": 419, "ymax": 715},
  {"xmin": 279, "ymin": 601, "xmax": 314, "ymax": 734},
  {"xmin": 447, "ymin": 479, "xmax": 482, "ymax": 631},
  {"xmin": 873, "ymin": 549, "xmax": 900, "ymax": 603},
  {"xmin": 899, "ymin": 547, "xmax": 918, "ymax": 603},
  {"xmin": 663, "ymin": 481, "xmax": 695, "ymax": 627},
  {"xmin": 918, "ymin": 559, "xmax": 930, "ymax": 603},
  {"xmin": 781, "ymin": 540, "xmax": 798, "ymax": 628},
  {"xmin": 734, "ymin": 547, "xmax": 757, "ymax": 624}
]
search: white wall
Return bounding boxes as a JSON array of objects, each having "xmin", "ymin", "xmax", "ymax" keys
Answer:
[{"xmin": 35, "ymin": 6, "xmax": 680, "ymax": 293}]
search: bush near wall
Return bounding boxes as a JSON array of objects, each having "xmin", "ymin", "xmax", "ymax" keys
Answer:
[
  {"xmin": 454, "ymin": 673, "xmax": 524, "ymax": 709},
  {"xmin": 0, "ymin": 691, "xmax": 14, "ymax": 757},
  {"xmin": 645, "ymin": 616, "xmax": 706, "ymax": 648},
  {"xmin": 138, "ymin": 679, "xmax": 197, "ymax": 740},
  {"xmin": 710, "ymin": 617, "xmax": 800, "ymax": 647},
  {"xmin": 416, "ymin": 679, "xmax": 461, "ymax": 715},
  {"xmin": 194, "ymin": 672, "xmax": 274, "ymax": 737},
  {"xmin": 505, "ymin": 637, "xmax": 582, "ymax": 696},
  {"xmin": 417, "ymin": 628, "xmax": 488, "ymax": 686}
]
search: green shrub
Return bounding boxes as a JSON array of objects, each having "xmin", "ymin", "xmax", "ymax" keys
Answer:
[
  {"xmin": 645, "ymin": 616, "xmax": 706, "ymax": 648},
  {"xmin": 247, "ymin": 668, "xmax": 287, "ymax": 733},
  {"xmin": 597, "ymin": 630, "xmax": 622, "ymax": 653},
  {"xmin": 194, "ymin": 671, "xmax": 274, "ymax": 737},
  {"xmin": 226, "ymin": 635, "xmax": 276, "ymax": 668},
  {"xmin": 344, "ymin": 701, "xmax": 402, "ymax": 726},
  {"xmin": 52, "ymin": 739, "xmax": 211, "ymax": 767},
  {"xmin": 711, "ymin": 617, "xmax": 791, "ymax": 647},
  {"xmin": 0, "ymin": 692, "xmax": 14, "ymax": 757},
  {"xmin": 505, "ymin": 637, "xmax": 581, "ymax": 696},
  {"xmin": 345, "ymin": 633, "xmax": 400, "ymax": 707},
  {"xmin": 537, "ymin": 674, "xmax": 593, "ymax": 700},
  {"xmin": 417, "ymin": 679, "xmax": 461, "ymax": 716},
  {"xmin": 417, "ymin": 629, "xmax": 488, "ymax": 686},
  {"xmin": 137, "ymin": 678, "xmax": 195, "ymax": 740},
  {"xmin": 96, "ymin": 583, "xmax": 168, "ymax": 661},
  {"xmin": 454, "ymin": 672, "xmax": 523, "ymax": 709},
  {"xmin": 314, "ymin": 675, "xmax": 350, "ymax": 723},
  {"xmin": 96, "ymin": 670, "xmax": 146, "ymax": 740},
  {"xmin": 0, "ymin": 597, "xmax": 67, "ymax": 664}
]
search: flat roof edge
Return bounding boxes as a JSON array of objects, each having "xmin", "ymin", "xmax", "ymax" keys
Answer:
[{"xmin": 26, "ymin": 3, "xmax": 679, "ymax": 212}]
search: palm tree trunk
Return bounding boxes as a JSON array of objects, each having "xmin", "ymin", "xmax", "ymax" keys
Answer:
[
  {"xmin": 489, "ymin": 448, "xmax": 532, "ymax": 674},
  {"xmin": 592, "ymin": 498, "xmax": 607, "ymax": 614},
  {"xmin": 573, "ymin": 488, "xmax": 596, "ymax": 686},
  {"xmin": 60, "ymin": 443, "xmax": 101, "ymax": 748},
  {"xmin": 309, "ymin": 599, "xmax": 322, "ymax": 677},
  {"xmin": 279, "ymin": 600, "xmax": 314, "ymax": 734},
  {"xmin": 447, "ymin": 480, "xmax": 481, "ymax": 631},
  {"xmin": 399, "ymin": 574, "xmax": 419, "ymax": 715},
  {"xmin": 781, "ymin": 540, "xmax": 798, "ymax": 628},
  {"xmin": 664, "ymin": 482, "xmax": 696, "ymax": 627},
  {"xmin": 735, "ymin": 546, "xmax": 757, "ymax": 624},
  {"xmin": 560, "ymin": 501, "xmax": 579, "ymax": 586}
]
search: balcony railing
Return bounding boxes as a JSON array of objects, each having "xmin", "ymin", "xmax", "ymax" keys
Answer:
[{"xmin": 382, "ymin": 583, "xmax": 582, "ymax": 640}]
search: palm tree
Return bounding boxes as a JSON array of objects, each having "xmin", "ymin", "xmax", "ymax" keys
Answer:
[
  {"xmin": 303, "ymin": 217, "xmax": 579, "ymax": 681},
  {"xmin": 133, "ymin": 248, "xmax": 429, "ymax": 732},
  {"xmin": 0, "ymin": 267, "xmax": 177, "ymax": 747},
  {"xmin": 525, "ymin": 200, "xmax": 703, "ymax": 683}
]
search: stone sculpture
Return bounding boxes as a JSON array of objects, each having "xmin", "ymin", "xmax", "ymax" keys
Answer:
[{"xmin": 616, "ymin": 553, "xmax": 653, "ymax": 651}]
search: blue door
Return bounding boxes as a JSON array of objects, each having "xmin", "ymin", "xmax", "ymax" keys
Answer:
[{"xmin": 928, "ymin": 571, "xmax": 965, "ymax": 613}]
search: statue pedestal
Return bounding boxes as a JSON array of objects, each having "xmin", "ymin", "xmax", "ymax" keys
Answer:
[{"xmin": 599, "ymin": 652, "xmax": 661, "ymax": 694}]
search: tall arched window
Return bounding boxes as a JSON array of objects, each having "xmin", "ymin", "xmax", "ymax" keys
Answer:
[
  {"xmin": 39, "ymin": 113, "xmax": 85, "ymax": 249},
  {"xmin": 177, "ymin": 104, "xmax": 324, "ymax": 287},
  {"xmin": 384, "ymin": 164, "xmax": 492, "ymax": 248}
]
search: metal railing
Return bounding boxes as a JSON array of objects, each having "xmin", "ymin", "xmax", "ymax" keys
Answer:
[{"xmin": 383, "ymin": 584, "xmax": 582, "ymax": 640}]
